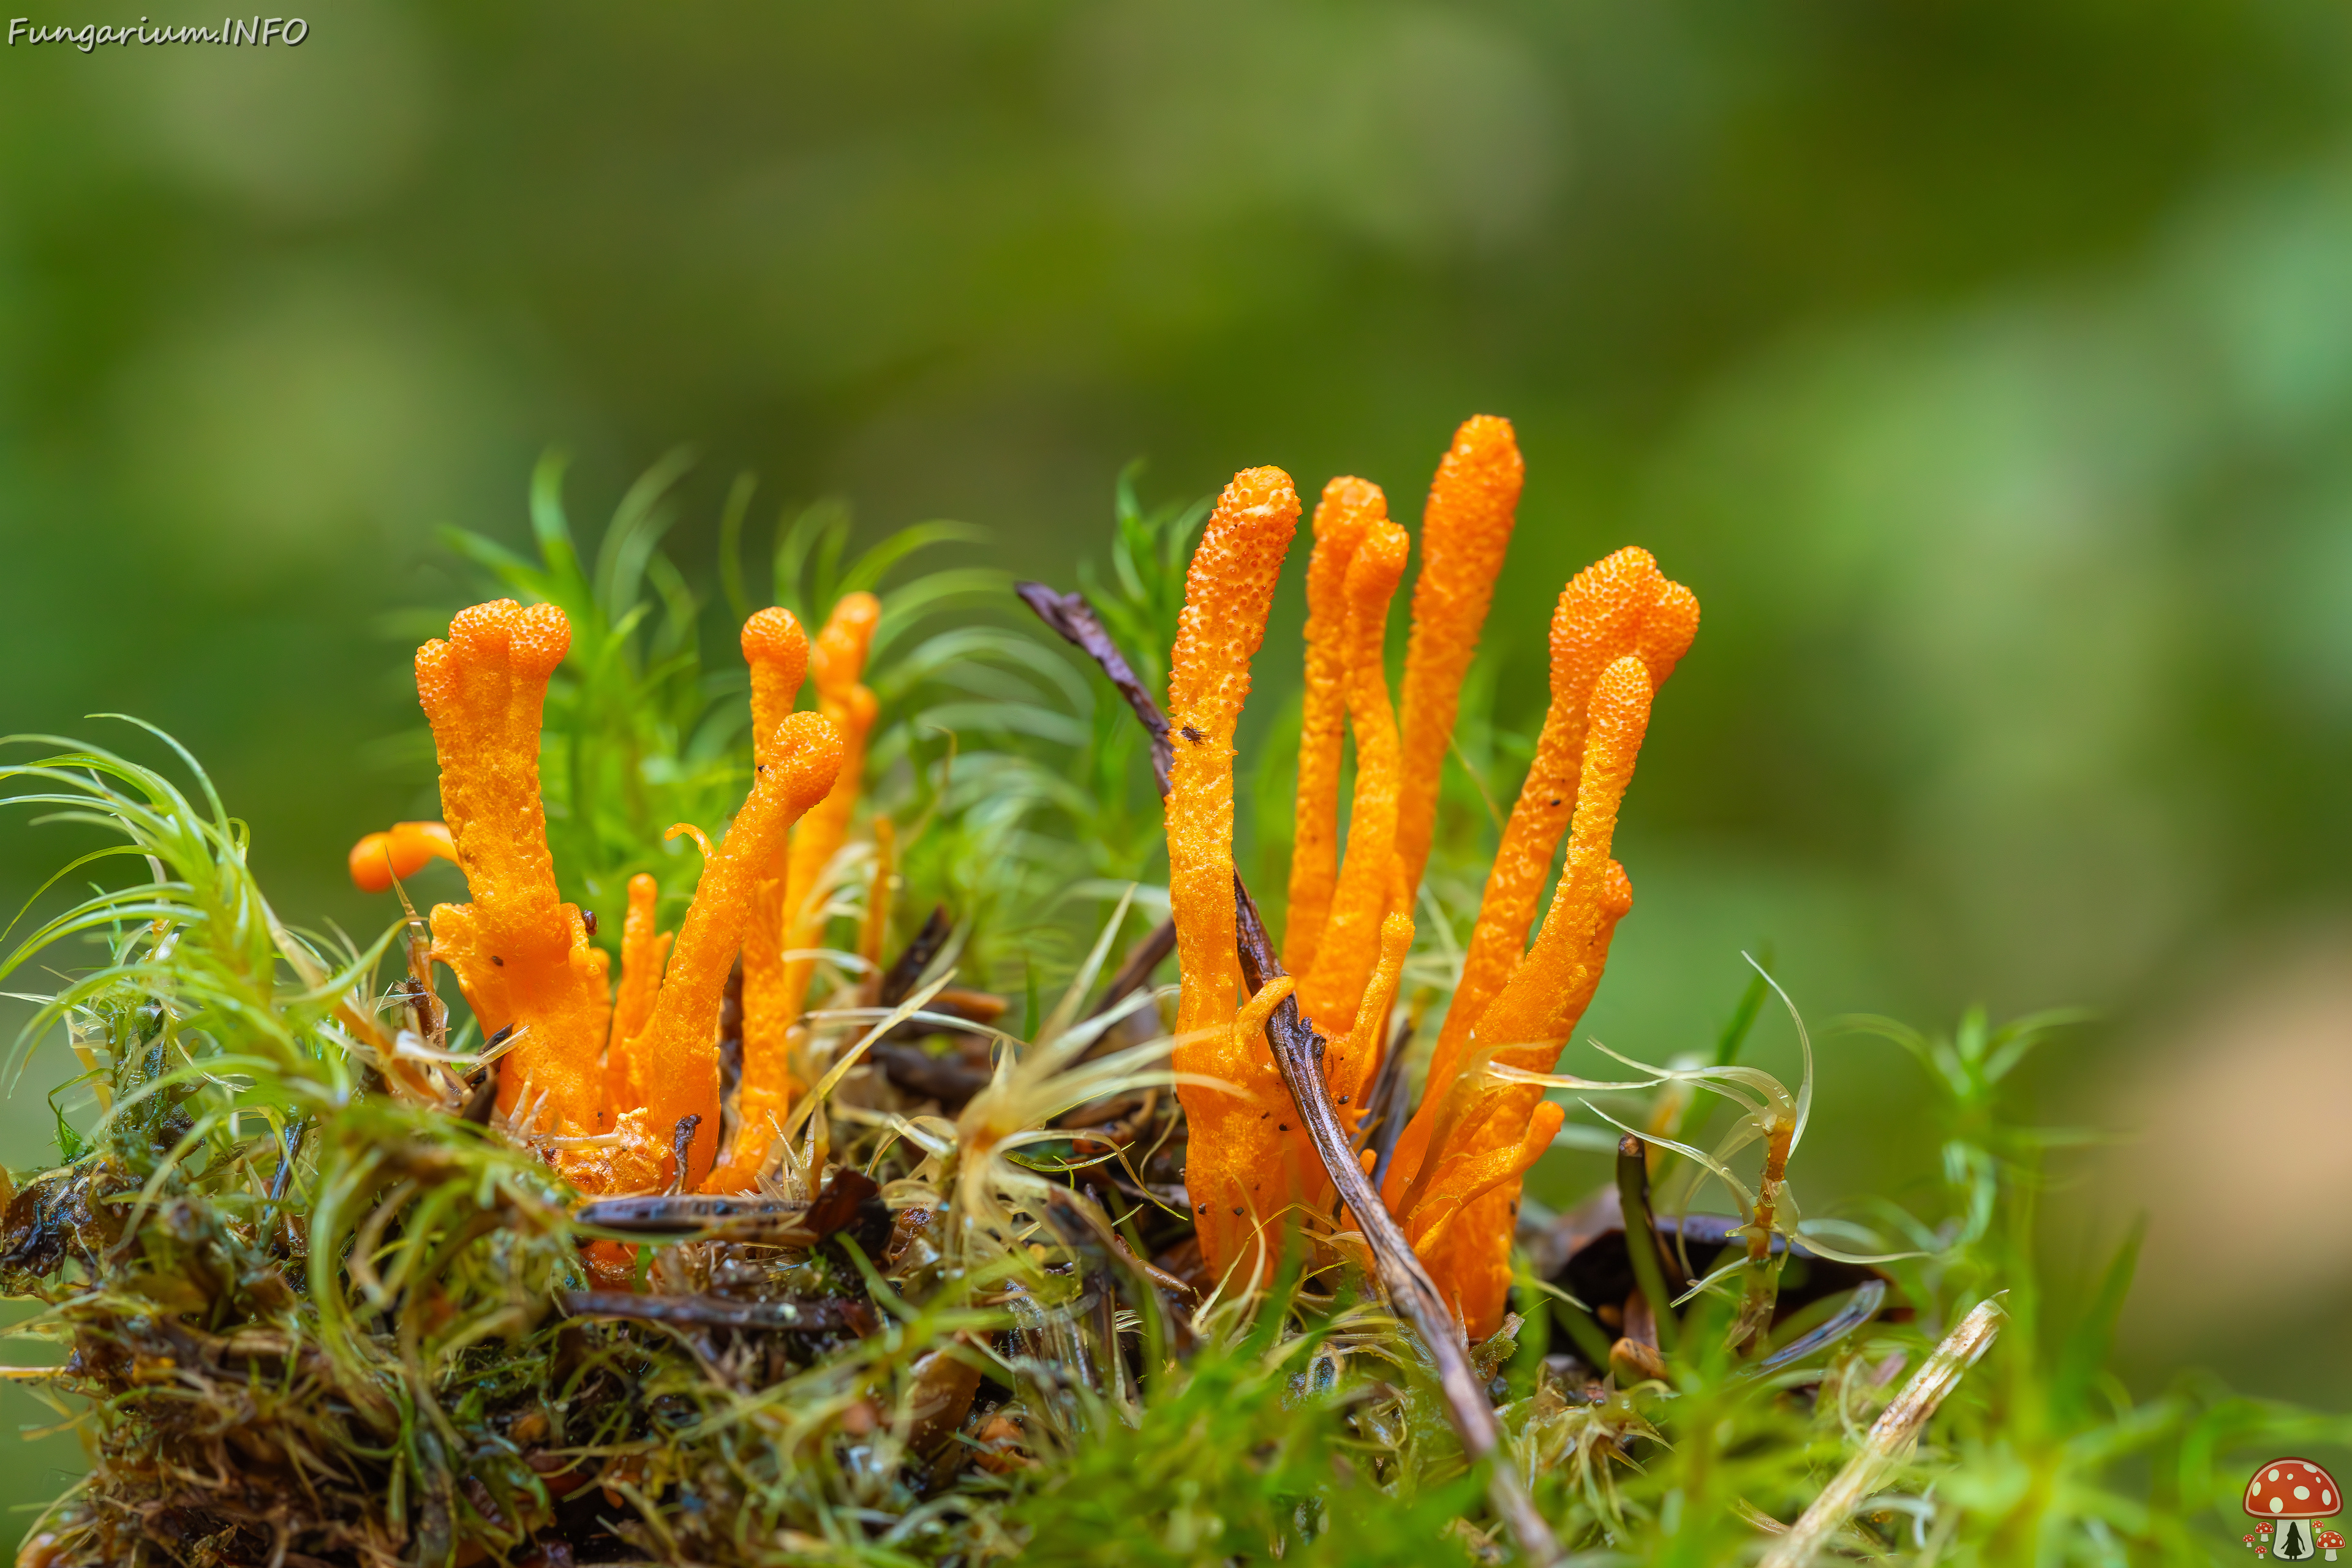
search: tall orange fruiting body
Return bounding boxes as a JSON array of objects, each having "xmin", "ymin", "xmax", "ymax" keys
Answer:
[
  {"xmin": 631, "ymin": 710, "xmax": 845, "ymax": 1189},
  {"xmin": 1295, "ymin": 513, "xmax": 1409, "ymax": 1038},
  {"xmin": 718, "ymin": 606, "xmax": 812, "ymax": 1183},
  {"xmin": 1393, "ymin": 416, "xmax": 1523, "ymax": 896},
  {"xmin": 1379, "ymin": 547, "xmax": 1696, "ymax": 1335},
  {"xmin": 1165, "ymin": 467, "xmax": 1303, "ymax": 1284},
  {"xmin": 775, "ymin": 592, "xmax": 882, "ymax": 1036},
  {"xmin": 1384, "ymin": 547, "xmax": 1690, "ymax": 1200},
  {"xmin": 1398, "ymin": 658, "xmax": 1658, "ymax": 1333},
  {"xmin": 603, "ymin": 872, "xmax": 671, "ymax": 1120},
  {"xmin": 1283, "ymin": 477, "xmax": 1384, "ymax": 977},
  {"xmin": 415, "ymin": 600, "xmax": 614, "ymax": 1136}
]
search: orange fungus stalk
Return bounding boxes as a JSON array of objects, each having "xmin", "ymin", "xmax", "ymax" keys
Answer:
[
  {"xmin": 415, "ymin": 600, "xmax": 614, "ymax": 1137},
  {"xmin": 631, "ymin": 710, "xmax": 844, "ymax": 1191},
  {"xmin": 1325, "ymin": 901, "xmax": 1412, "ymax": 1130},
  {"xmin": 1164, "ymin": 466, "xmax": 1302, "ymax": 1284},
  {"xmin": 1386, "ymin": 546, "xmax": 1681, "ymax": 1197},
  {"xmin": 1283, "ymin": 477, "xmax": 1384, "ymax": 976},
  {"xmin": 726, "ymin": 606, "xmax": 812, "ymax": 1177},
  {"xmin": 1296, "ymin": 512, "xmax": 1409, "ymax": 1039},
  {"xmin": 603, "ymin": 872, "xmax": 671, "ymax": 1121},
  {"xmin": 1396, "ymin": 653, "xmax": 1665, "ymax": 1334}
]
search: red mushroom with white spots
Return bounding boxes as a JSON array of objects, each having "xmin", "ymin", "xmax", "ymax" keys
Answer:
[
  {"xmin": 2318, "ymin": 1528, "xmax": 2344, "ymax": 1562},
  {"xmin": 2245, "ymin": 1458, "xmax": 2342, "ymax": 1562}
]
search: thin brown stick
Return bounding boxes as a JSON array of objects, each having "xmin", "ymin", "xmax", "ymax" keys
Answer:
[
  {"xmin": 1235, "ymin": 876, "xmax": 1561, "ymax": 1567},
  {"xmin": 562, "ymin": 1291, "xmax": 875, "ymax": 1333},
  {"xmin": 1015, "ymin": 581, "xmax": 1174, "ymax": 792},
  {"xmin": 1359, "ymin": 1014, "xmax": 1415, "ymax": 1185},
  {"xmin": 573, "ymin": 1193, "xmax": 813, "ymax": 1242},
  {"xmin": 1085, "ymin": 916, "xmax": 1177, "ymax": 1021},
  {"xmin": 1615, "ymin": 1134, "xmax": 1681, "ymax": 1354}
]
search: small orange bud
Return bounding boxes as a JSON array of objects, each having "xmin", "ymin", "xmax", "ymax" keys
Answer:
[{"xmin": 346, "ymin": 820, "xmax": 456, "ymax": 892}]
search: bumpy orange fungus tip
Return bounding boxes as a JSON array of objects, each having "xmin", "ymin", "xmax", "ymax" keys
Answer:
[
  {"xmin": 810, "ymin": 591, "xmax": 881, "ymax": 700},
  {"xmin": 1637, "ymin": 578, "xmax": 1701, "ymax": 685},
  {"xmin": 1395, "ymin": 415, "xmax": 1523, "ymax": 893},
  {"xmin": 742, "ymin": 606, "xmax": 812, "ymax": 756}
]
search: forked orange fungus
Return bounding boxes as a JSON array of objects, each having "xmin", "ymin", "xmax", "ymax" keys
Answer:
[{"xmin": 353, "ymin": 597, "xmax": 845, "ymax": 1197}]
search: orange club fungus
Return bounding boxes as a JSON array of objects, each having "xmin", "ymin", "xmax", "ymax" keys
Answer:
[
  {"xmin": 352, "ymin": 597, "xmax": 845, "ymax": 1196},
  {"xmin": 1164, "ymin": 417, "xmax": 1697, "ymax": 1336}
]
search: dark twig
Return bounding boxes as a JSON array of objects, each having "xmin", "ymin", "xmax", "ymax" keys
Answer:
[
  {"xmin": 1084, "ymin": 916, "xmax": 1176, "ymax": 1023},
  {"xmin": 561, "ymin": 1291, "xmax": 875, "ymax": 1334},
  {"xmin": 872, "ymin": 1041, "xmax": 994, "ymax": 1104},
  {"xmin": 878, "ymin": 906, "xmax": 952, "ymax": 1008},
  {"xmin": 1615, "ymin": 1134, "xmax": 1681, "ymax": 1354},
  {"xmin": 668, "ymin": 1114, "xmax": 702, "ymax": 1194},
  {"xmin": 1234, "ymin": 876, "xmax": 1561, "ymax": 1566},
  {"xmin": 1015, "ymin": 581, "xmax": 1174, "ymax": 793},
  {"xmin": 268, "ymin": 1119, "xmax": 307, "ymax": 1204},
  {"xmin": 458, "ymin": 1070, "xmax": 498, "ymax": 1126},
  {"xmin": 803, "ymin": 1167, "xmax": 883, "ymax": 1240},
  {"xmin": 575, "ymin": 1193, "xmax": 815, "ymax": 1242},
  {"xmin": 1359, "ymin": 1014, "xmax": 1415, "ymax": 1189}
]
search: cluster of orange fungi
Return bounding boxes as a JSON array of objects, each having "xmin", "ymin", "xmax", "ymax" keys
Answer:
[
  {"xmin": 1167, "ymin": 416, "xmax": 1694, "ymax": 1336},
  {"xmin": 350, "ymin": 414, "xmax": 1694, "ymax": 1338},
  {"xmin": 350, "ymin": 593, "xmax": 882, "ymax": 1213}
]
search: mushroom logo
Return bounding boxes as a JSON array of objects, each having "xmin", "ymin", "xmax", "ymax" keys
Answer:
[{"xmin": 2245, "ymin": 1458, "xmax": 2342, "ymax": 1561}]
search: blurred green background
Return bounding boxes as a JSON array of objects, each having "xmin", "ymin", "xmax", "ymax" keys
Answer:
[{"xmin": 6, "ymin": 0, "xmax": 2352, "ymax": 1537}]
